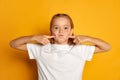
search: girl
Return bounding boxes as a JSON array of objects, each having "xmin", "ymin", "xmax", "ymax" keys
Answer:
[{"xmin": 10, "ymin": 13, "xmax": 111, "ymax": 80}]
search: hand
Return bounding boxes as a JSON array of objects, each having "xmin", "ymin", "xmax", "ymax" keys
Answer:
[
  {"xmin": 32, "ymin": 35, "xmax": 55, "ymax": 45},
  {"xmin": 69, "ymin": 35, "xmax": 90, "ymax": 45}
]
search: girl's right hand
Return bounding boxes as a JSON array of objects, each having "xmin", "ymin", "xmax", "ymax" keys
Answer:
[{"xmin": 32, "ymin": 35, "xmax": 55, "ymax": 45}]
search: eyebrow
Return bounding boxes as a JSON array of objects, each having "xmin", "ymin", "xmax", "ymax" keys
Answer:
[
  {"xmin": 52, "ymin": 25, "xmax": 70, "ymax": 26},
  {"xmin": 64, "ymin": 25, "xmax": 69, "ymax": 26},
  {"xmin": 52, "ymin": 25, "xmax": 59, "ymax": 26}
]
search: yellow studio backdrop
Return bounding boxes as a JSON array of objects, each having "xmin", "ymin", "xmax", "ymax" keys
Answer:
[{"xmin": 0, "ymin": 0, "xmax": 120, "ymax": 80}]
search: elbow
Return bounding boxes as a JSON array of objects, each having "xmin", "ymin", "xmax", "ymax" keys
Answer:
[
  {"xmin": 9, "ymin": 40, "xmax": 16, "ymax": 48},
  {"xmin": 105, "ymin": 44, "xmax": 112, "ymax": 52},
  {"xmin": 95, "ymin": 44, "xmax": 112, "ymax": 53}
]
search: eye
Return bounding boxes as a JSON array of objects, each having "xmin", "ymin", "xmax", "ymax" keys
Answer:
[
  {"xmin": 55, "ymin": 27, "xmax": 58, "ymax": 29},
  {"xmin": 64, "ymin": 26, "xmax": 69, "ymax": 29},
  {"xmin": 53, "ymin": 26, "xmax": 59, "ymax": 29}
]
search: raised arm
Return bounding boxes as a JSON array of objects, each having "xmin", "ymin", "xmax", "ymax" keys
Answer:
[
  {"xmin": 86, "ymin": 36, "xmax": 112, "ymax": 53},
  {"xmin": 10, "ymin": 36, "xmax": 34, "ymax": 51},
  {"xmin": 69, "ymin": 35, "xmax": 112, "ymax": 53},
  {"xmin": 9, "ymin": 35, "xmax": 55, "ymax": 51}
]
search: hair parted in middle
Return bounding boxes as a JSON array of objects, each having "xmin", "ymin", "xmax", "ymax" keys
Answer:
[{"xmin": 49, "ymin": 13, "xmax": 75, "ymax": 45}]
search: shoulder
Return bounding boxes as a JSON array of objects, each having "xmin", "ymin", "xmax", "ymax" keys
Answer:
[
  {"xmin": 71, "ymin": 44, "xmax": 95, "ymax": 61},
  {"xmin": 73, "ymin": 44, "xmax": 91, "ymax": 48},
  {"xmin": 74, "ymin": 44, "xmax": 95, "ymax": 48},
  {"xmin": 27, "ymin": 43, "xmax": 51, "ymax": 49},
  {"xmin": 72, "ymin": 44, "xmax": 95, "ymax": 51},
  {"xmin": 27, "ymin": 43, "xmax": 42, "ymax": 48}
]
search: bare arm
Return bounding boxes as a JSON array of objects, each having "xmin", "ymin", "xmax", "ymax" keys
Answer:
[
  {"xmin": 10, "ymin": 35, "xmax": 55, "ymax": 51},
  {"xmin": 86, "ymin": 36, "xmax": 112, "ymax": 53},
  {"xmin": 10, "ymin": 36, "xmax": 34, "ymax": 51},
  {"xmin": 69, "ymin": 35, "xmax": 112, "ymax": 53}
]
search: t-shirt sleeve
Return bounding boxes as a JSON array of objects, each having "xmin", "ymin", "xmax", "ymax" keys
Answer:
[
  {"xmin": 26, "ymin": 43, "xmax": 41, "ymax": 59},
  {"xmin": 80, "ymin": 45, "xmax": 95, "ymax": 61}
]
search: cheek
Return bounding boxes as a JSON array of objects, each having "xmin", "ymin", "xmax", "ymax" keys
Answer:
[
  {"xmin": 66, "ymin": 31, "xmax": 72, "ymax": 36},
  {"xmin": 51, "ymin": 31, "xmax": 58, "ymax": 36},
  {"xmin": 68, "ymin": 30, "xmax": 73, "ymax": 36}
]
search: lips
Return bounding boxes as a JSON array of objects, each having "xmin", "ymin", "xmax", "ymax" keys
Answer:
[{"xmin": 59, "ymin": 34, "xmax": 64, "ymax": 37}]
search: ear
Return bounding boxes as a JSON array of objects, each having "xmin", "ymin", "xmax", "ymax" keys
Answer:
[
  {"xmin": 70, "ymin": 29, "xmax": 74, "ymax": 36},
  {"xmin": 49, "ymin": 30, "xmax": 53, "ymax": 36}
]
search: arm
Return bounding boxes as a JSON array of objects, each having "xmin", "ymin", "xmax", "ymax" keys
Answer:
[
  {"xmin": 69, "ymin": 35, "xmax": 112, "ymax": 53},
  {"xmin": 10, "ymin": 36, "xmax": 34, "ymax": 51},
  {"xmin": 86, "ymin": 36, "xmax": 112, "ymax": 53},
  {"xmin": 10, "ymin": 35, "xmax": 55, "ymax": 51}
]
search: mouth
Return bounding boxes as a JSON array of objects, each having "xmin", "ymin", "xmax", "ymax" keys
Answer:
[{"xmin": 59, "ymin": 34, "xmax": 64, "ymax": 37}]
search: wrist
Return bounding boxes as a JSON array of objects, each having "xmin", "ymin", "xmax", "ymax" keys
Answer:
[
  {"xmin": 86, "ymin": 36, "xmax": 95, "ymax": 42},
  {"xmin": 30, "ymin": 35, "xmax": 37, "ymax": 42}
]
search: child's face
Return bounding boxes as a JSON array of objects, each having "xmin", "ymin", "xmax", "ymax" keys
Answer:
[{"xmin": 51, "ymin": 17, "xmax": 73, "ymax": 44}]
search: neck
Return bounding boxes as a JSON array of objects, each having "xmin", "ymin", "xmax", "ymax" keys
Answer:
[{"xmin": 54, "ymin": 41, "xmax": 68, "ymax": 45}]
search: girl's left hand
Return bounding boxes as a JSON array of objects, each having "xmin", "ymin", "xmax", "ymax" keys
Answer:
[{"xmin": 69, "ymin": 35, "xmax": 90, "ymax": 44}]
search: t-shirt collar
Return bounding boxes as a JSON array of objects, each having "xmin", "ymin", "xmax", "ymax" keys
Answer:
[{"xmin": 51, "ymin": 43, "xmax": 71, "ymax": 50}]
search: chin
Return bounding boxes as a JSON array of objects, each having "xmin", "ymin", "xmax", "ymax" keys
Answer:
[{"xmin": 56, "ymin": 40, "xmax": 67, "ymax": 44}]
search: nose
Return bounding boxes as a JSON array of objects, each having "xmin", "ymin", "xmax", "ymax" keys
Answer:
[{"xmin": 59, "ymin": 29, "xmax": 64, "ymax": 33}]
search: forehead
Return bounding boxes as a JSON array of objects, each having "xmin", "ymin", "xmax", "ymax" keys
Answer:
[{"xmin": 52, "ymin": 17, "xmax": 71, "ymax": 25}]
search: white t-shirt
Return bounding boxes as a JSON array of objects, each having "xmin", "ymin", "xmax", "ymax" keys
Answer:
[{"xmin": 27, "ymin": 43, "xmax": 95, "ymax": 80}]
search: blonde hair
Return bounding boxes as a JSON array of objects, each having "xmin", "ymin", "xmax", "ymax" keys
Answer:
[{"xmin": 50, "ymin": 13, "xmax": 74, "ymax": 45}]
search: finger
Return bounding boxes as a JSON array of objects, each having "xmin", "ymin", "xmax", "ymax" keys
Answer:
[
  {"xmin": 76, "ymin": 40, "xmax": 80, "ymax": 45},
  {"xmin": 45, "ymin": 36, "xmax": 55, "ymax": 39},
  {"xmin": 73, "ymin": 39, "xmax": 76, "ymax": 43},
  {"xmin": 74, "ymin": 40, "xmax": 79, "ymax": 45},
  {"xmin": 44, "ymin": 39, "xmax": 50, "ymax": 43},
  {"xmin": 73, "ymin": 38, "xmax": 80, "ymax": 45},
  {"xmin": 41, "ymin": 40, "xmax": 49, "ymax": 45},
  {"xmin": 69, "ymin": 36, "xmax": 76, "ymax": 39},
  {"xmin": 73, "ymin": 40, "xmax": 78, "ymax": 45},
  {"xmin": 43, "ymin": 42, "xmax": 49, "ymax": 45}
]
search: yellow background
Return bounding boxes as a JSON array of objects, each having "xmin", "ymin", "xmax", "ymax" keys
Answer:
[{"xmin": 0, "ymin": 0, "xmax": 120, "ymax": 80}]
